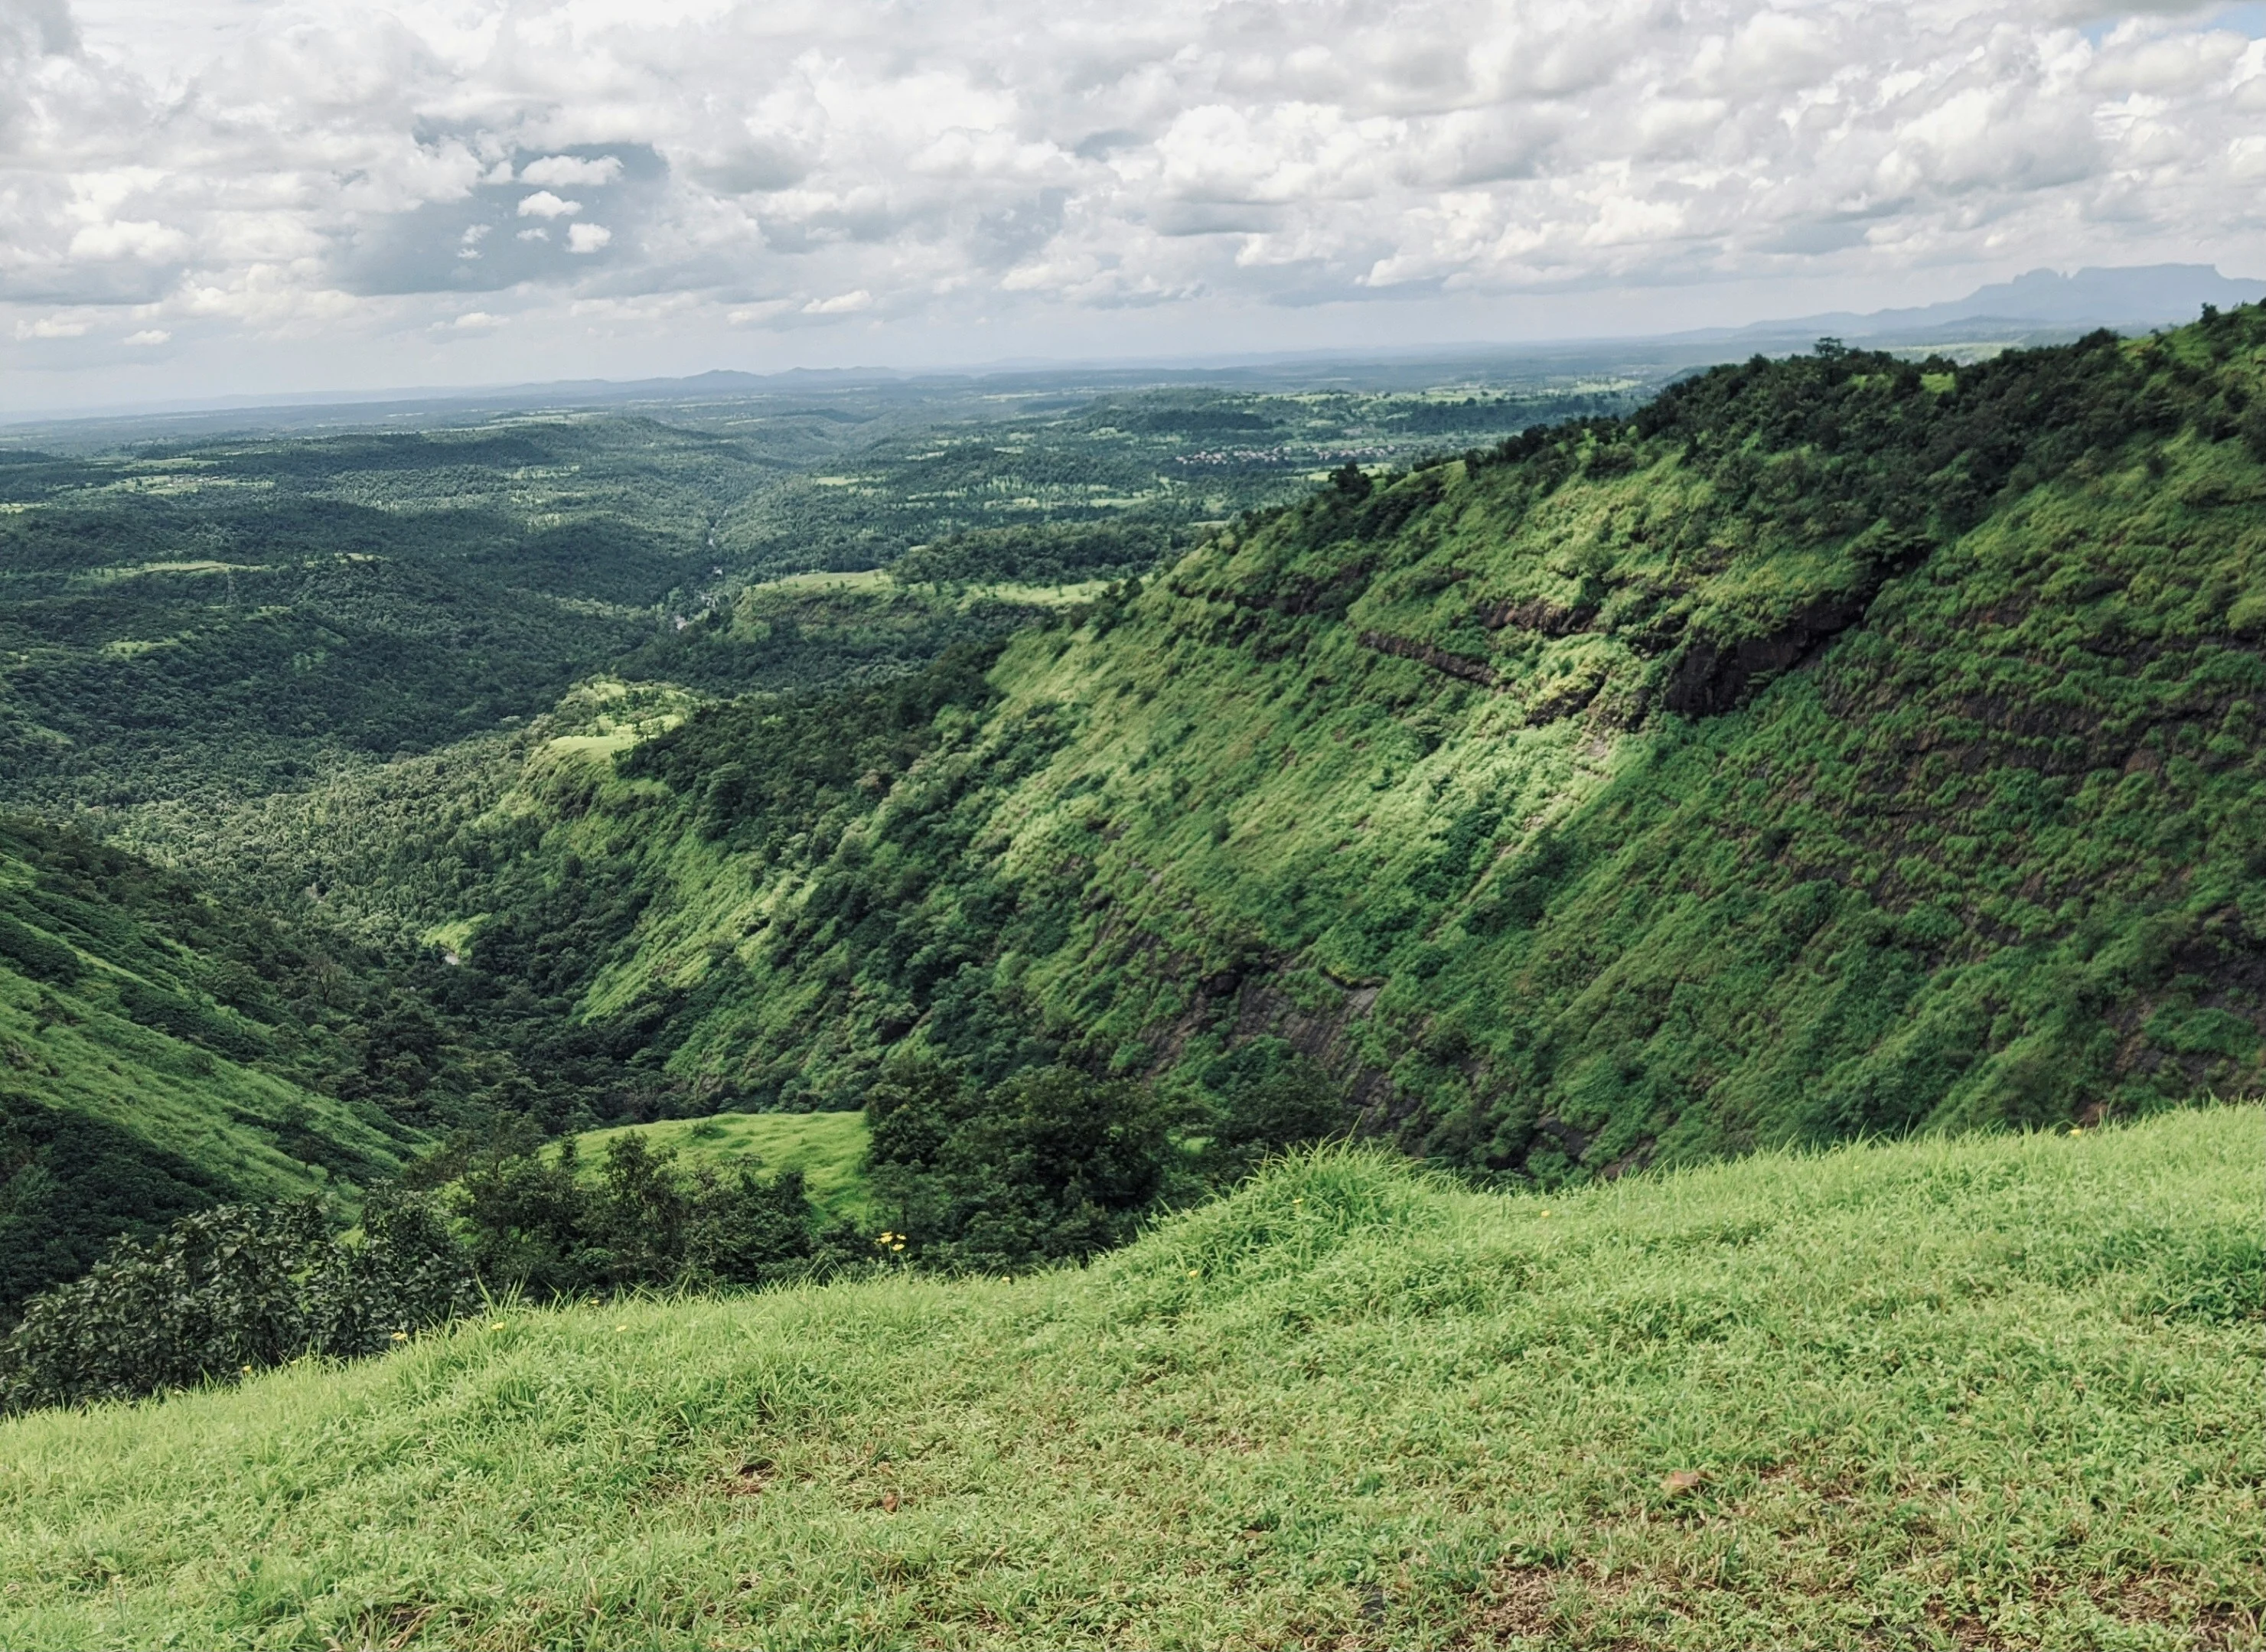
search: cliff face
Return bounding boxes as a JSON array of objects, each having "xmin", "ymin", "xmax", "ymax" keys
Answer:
[{"xmin": 475, "ymin": 311, "xmax": 2266, "ymax": 1178}]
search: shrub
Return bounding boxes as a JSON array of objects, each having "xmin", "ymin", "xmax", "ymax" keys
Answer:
[
  {"xmin": 866, "ymin": 1062, "xmax": 1172, "ymax": 1272},
  {"xmin": 0, "ymin": 1188, "xmax": 476, "ymax": 1414},
  {"xmin": 1197, "ymin": 1041, "xmax": 1348, "ymax": 1181},
  {"xmin": 452, "ymin": 1132, "xmax": 833, "ymax": 1299}
]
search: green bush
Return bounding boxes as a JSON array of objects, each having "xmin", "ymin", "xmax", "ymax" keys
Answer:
[
  {"xmin": 452, "ymin": 1131, "xmax": 838, "ymax": 1300},
  {"xmin": 866, "ymin": 1062, "xmax": 1173, "ymax": 1272},
  {"xmin": 0, "ymin": 914, "xmax": 79, "ymax": 982},
  {"xmin": 1196, "ymin": 1040, "xmax": 1348, "ymax": 1181},
  {"xmin": 0, "ymin": 1188, "xmax": 475, "ymax": 1414}
]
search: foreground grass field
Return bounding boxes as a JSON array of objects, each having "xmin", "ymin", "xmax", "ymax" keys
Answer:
[{"xmin": 1, "ymin": 1108, "xmax": 2258, "ymax": 1650}]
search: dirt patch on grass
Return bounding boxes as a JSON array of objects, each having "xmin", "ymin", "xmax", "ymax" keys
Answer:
[
  {"xmin": 2091, "ymin": 1573, "xmax": 2264, "ymax": 1650},
  {"xmin": 1452, "ymin": 1562, "xmax": 1570, "ymax": 1646}
]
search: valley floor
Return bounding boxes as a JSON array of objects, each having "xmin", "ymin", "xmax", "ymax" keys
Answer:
[{"xmin": 0, "ymin": 1107, "xmax": 2258, "ymax": 1650}]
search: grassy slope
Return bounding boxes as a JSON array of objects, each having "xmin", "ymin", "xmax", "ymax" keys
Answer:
[
  {"xmin": 570, "ymin": 1110, "xmax": 873, "ymax": 1224},
  {"xmin": 467, "ymin": 314, "xmax": 2266, "ymax": 1172},
  {"xmin": 0, "ymin": 963, "xmax": 385, "ymax": 1197},
  {"xmin": 0, "ymin": 822, "xmax": 417, "ymax": 1312},
  {"xmin": 0, "ymin": 1107, "xmax": 2256, "ymax": 1649},
  {"xmin": 0, "ymin": 832, "xmax": 404, "ymax": 1180}
]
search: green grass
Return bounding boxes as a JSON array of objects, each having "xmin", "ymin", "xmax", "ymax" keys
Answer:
[
  {"xmin": 2, "ymin": 1106, "xmax": 2256, "ymax": 1649},
  {"xmin": 570, "ymin": 1110, "xmax": 873, "ymax": 1224},
  {"xmin": 0, "ymin": 962, "xmax": 392, "ymax": 1199}
]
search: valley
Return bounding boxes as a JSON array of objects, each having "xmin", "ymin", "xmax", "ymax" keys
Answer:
[
  {"xmin": 0, "ymin": 321, "xmax": 2259, "ymax": 1646},
  {"xmin": 316, "ymin": 314, "xmax": 2266, "ymax": 1175}
]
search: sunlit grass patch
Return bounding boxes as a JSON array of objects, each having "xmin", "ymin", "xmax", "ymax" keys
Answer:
[{"xmin": 1, "ymin": 1106, "xmax": 2256, "ymax": 1649}]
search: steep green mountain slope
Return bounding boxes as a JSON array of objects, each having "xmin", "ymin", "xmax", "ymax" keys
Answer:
[
  {"xmin": 429, "ymin": 311, "xmax": 2266, "ymax": 1171},
  {"xmin": 0, "ymin": 818, "xmax": 433, "ymax": 1315},
  {"xmin": 1, "ymin": 1110, "xmax": 2255, "ymax": 1649}
]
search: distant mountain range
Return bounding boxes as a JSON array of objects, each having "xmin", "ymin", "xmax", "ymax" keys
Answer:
[
  {"xmin": 1691, "ymin": 263, "xmax": 2265, "ymax": 346},
  {"xmin": 8, "ymin": 265, "xmax": 2261, "ymax": 438}
]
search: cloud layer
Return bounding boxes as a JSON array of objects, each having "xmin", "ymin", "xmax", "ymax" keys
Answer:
[{"xmin": 4, "ymin": 0, "xmax": 2264, "ymax": 398}]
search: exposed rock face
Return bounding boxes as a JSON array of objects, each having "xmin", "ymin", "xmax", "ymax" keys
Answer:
[
  {"xmin": 1482, "ymin": 597, "xmax": 1598, "ymax": 637},
  {"xmin": 1660, "ymin": 593, "xmax": 1867, "ymax": 716},
  {"xmin": 1357, "ymin": 630, "xmax": 1501, "ymax": 687}
]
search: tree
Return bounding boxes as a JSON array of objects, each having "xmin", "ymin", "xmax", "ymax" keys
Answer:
[
  {"xmin": 866, "ymin": 1062, "xmax": 1172, "ymax": 1272},
  {"xmin": 0, "ymin": 1189, "xmax": 475, "ymax": 1414}
]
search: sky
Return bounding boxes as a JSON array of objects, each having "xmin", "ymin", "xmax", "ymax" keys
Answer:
[{"xmin": 2, "ymin": 0, "xmax": 2264, "ymax": 413}]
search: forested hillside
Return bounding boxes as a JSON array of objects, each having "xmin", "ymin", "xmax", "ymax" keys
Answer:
[
  {"xmin": 0, "ymin": 818, "xmax": 448, "ymax": 1315},
  {"xmin": 5, "ymin": 373, "xmax": 1640, "ymax": 1311},
  {"xmin": 409, "ymin": 309, "xmax": 2266, "ymax": 1178}
]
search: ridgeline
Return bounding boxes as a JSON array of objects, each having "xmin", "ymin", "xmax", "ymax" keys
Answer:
[{"xmin": 422, "ymin": 308, "xmax": 2266, "ymax": 1177}]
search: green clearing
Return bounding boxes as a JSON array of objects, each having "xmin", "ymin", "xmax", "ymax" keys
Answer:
[
  {"xmin": 569, "ymin": 1110, "xmax": 873, "ymax": 1224},
  {"xmin": 0, "ymin": 1107, "xmax": 2255, "ymax": 1649}
]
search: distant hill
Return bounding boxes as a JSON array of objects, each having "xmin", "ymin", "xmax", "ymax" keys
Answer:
[{"xmin": 1703, "ymin": 262, "xmax": 2265, "ymax": 347}]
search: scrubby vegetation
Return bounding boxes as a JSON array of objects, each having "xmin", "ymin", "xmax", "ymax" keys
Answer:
[
  {"xmin": 0, "ymin": 1033, "xmax": 1342, "ymax": 1410},
  {"xmin": 435, "ymin": 1129, "xmax": 843, "ymax": 1302},
  {"xmin": 0, "ymin": 1126, "xmax": 844, "ymax": 1413},
  {"xmin": 338, "ymin": 309, "xmax": 2266, "ymax": 1190},
  {"xmin": 0, "ymin": 1190, "xmax": 474, "ymax": 1414},
  {"xmin": 0, "ymin": 1109, "xmax": 2255, "ymax": 1647}
]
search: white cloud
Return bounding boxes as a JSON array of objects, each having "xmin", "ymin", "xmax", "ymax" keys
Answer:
[
  {"xmin": 522, "ymin": 153, "xmax": 624, "ymax": 187},
  {"xmin": 17, "ymin": 314, "xmax": 90, "ymax": 338},
  {"xmin": 67, "ymin": 220, "xmax": 189, "ymax": 262},
  {"xmin": 122, "ymin": 326, "xmax": 168, "ymax": 343},
  {"xmin": 0, "ymin": 0, "xmax": 2258, "ymax": 394}
]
